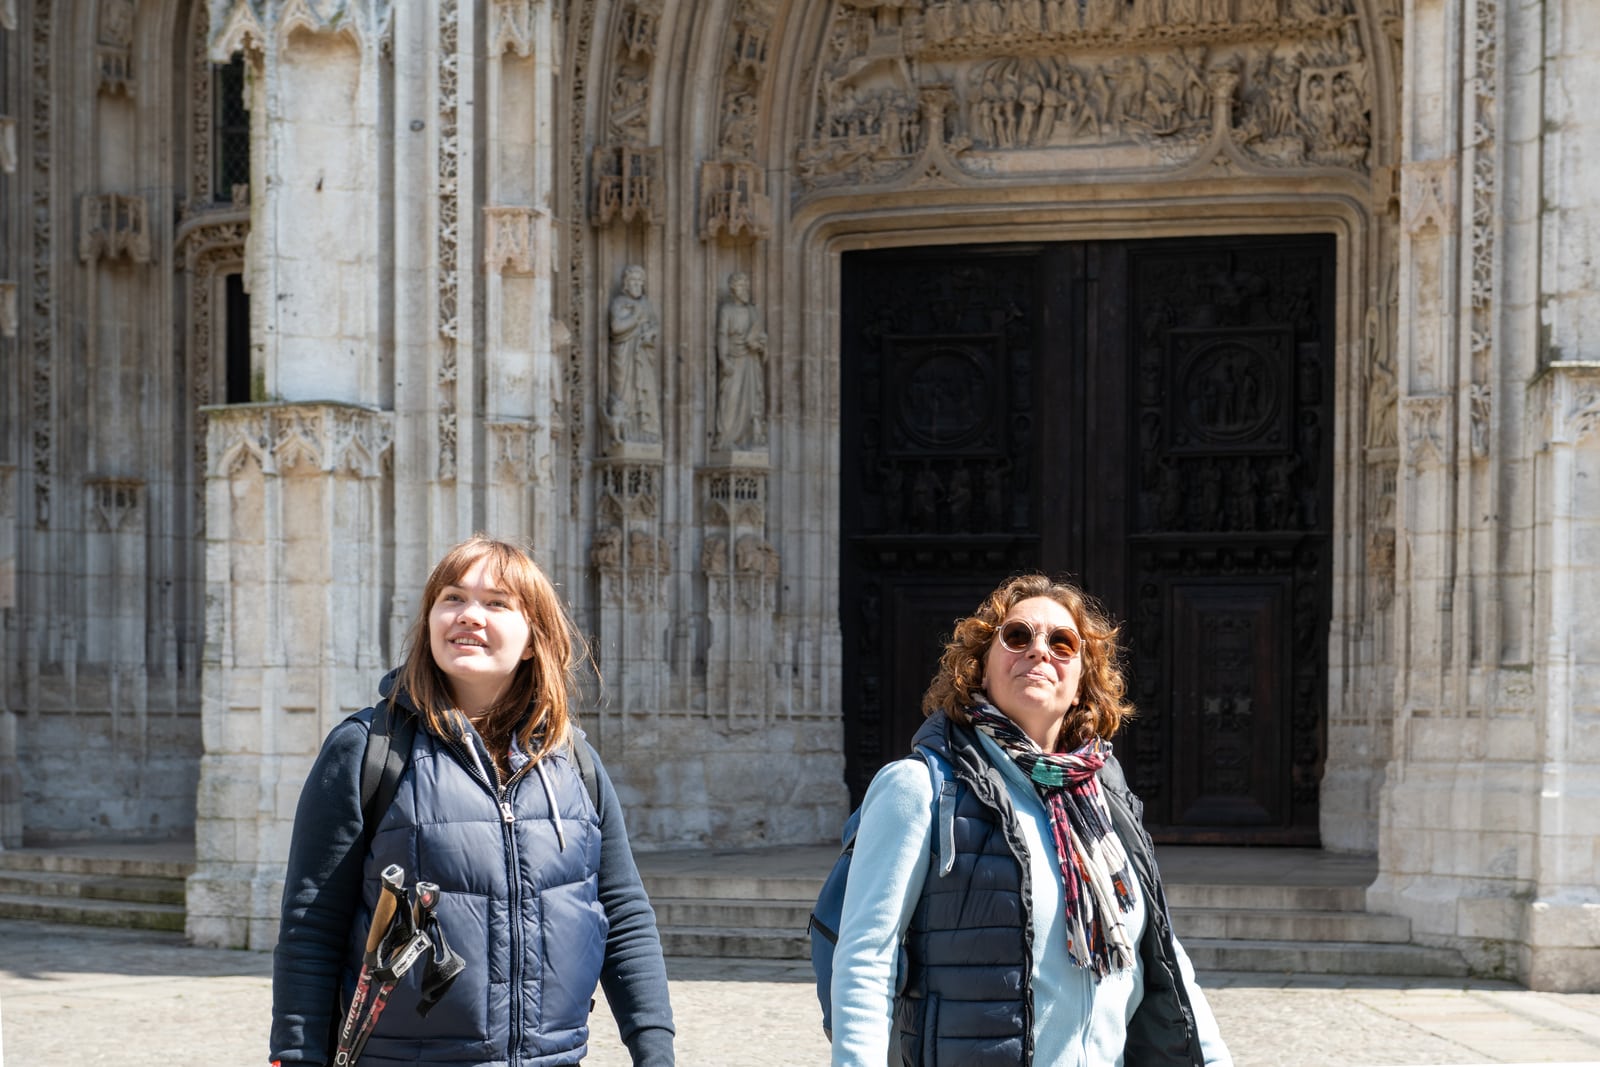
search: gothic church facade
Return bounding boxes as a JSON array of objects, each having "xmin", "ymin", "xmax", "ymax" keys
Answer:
[{"xmin": 2, "ymin": 0, "xmax": 1600, "ymax": 990}]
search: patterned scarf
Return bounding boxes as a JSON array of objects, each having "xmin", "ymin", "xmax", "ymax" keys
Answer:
[{"xmin": 968, "ymin": 700, "xmax": 1138, "ymax": 977}]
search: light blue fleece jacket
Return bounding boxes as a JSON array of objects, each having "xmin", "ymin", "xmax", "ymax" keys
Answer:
[{"xmin": 830, "ymin": 730, "xmax": 1233, "ymax": 1067}]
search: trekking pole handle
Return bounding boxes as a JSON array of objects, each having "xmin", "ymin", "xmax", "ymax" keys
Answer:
[
  {"xmin": 367, "ymin": 864, "xmax": 405, "ymax": 953},
  {"xmin": 413, "ymin": 881, "xmax": 441, "ymax": 927}
]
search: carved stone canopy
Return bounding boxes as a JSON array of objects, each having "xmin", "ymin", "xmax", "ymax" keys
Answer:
[
  {"xmin": 591, "ymin": 144, "xmax": 665, "ymax": 228},
  {"xmin": 80, "ymin": 194, "xmax": 152, "ymax": 265}
]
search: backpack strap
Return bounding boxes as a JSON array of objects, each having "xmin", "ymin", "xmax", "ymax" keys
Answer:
[
  {"xmin": 571, "ymin": 737, "xmax": 601, "ymax": 810},
  {"xmin": 359, "ymin": 699, "xmax": 416, "ymax": 849},
  {"xmin": 914, "ymin": 746, "xmax": 958, "ymax": 878}
]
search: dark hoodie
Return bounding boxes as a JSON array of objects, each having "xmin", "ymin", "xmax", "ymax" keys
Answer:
[{"xmin": 269, "ymin": 671, "xmax": 675, "ymax": 1066}]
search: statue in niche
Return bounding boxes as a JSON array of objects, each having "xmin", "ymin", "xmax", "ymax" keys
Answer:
[
  {"xmin": 603, "ymin": 265, "xmax": 662, "ymax": 452},
  {"xmin": 713, "ymin": 271, "xmax": 769, "ymax": 451},
  {"xmin": 1364, "ymin": 306, "xmax": 1398, "ymax": 448}
]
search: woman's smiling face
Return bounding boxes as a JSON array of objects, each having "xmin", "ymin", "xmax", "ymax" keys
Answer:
[
  {"xmin": 982, "ymin": 595, "xmax": 1084, "ymax": 751},
  {"xmin": 428, "ymin": 555, "xmax": 534, "ymax": 716}
]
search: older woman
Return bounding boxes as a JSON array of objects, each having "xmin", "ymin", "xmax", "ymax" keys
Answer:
[{"xmin": 830, "ymin": 574, "xmax": 1231, "ymax": 1066}]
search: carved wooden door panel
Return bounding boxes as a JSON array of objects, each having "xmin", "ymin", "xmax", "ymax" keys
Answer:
[
  {"xmin": 1115, "ymin": 237, "xmax": 1334, "ymax": 843},
  {"xmin": 840, "ymin": 236, "xmax": 1333, "ymax": 843},
  {"xmin": 839, "ymin": 246, "xmax": 1046, "ymax": 803}
]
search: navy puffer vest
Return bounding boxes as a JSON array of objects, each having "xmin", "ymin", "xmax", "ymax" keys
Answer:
[
  {"xmin": 894, "ymin": 713, "xmax": 1205, "ymax": 1067},
  {"xmin": 345, "ymin": 709, "xmax": 605, "ymax": 1067}
]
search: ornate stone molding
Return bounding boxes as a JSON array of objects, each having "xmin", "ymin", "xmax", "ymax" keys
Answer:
[
  {"xmin": 436, "ymin": 0, "xmax": 461, "ymax": 479},
  {"xmin": 1400, "ymin": 159, "xmax": 1456, "ymax": 235},
  {"xmin": 209, "ymin": 0, "xmax": 393, "ymax": 61},
  {"xmin": 483, "ymin": 206, "xmax": 548, "ymax": 275},
  {"xmin": 30, "ymin": 0, "xmax": 53, "ymax": 528},
  {"xmin": 489, "ymin": 0, "xmax": 536, "ymax": 57},
  {"xmin": 1531, "ymin": 364, "xmax": 1600, "ymax": 447},
  {"xmin": 85, "ymin": 478, "xmax": 144, "ymax": 534},
  {"xmin": 205, "ymin": 403, "xmax": 394, "ymax": 479},
  {"xmin": 487, "ymin": 418, "xmax": 553, "ymax": 486},
  {"xmin": 699, "ymin": 160, "xmax": 771, "ymax": 242},
  {"xmin": 1401, "ymin": 394, "xmax": 1449, "ymax": 470},
  {"xmin": 590, "ymin": 143, "xmax": 663, "ymax": 227},
  {"xmin": 703, "ymin": 469, "xmax": 766, "ymax": 528}
]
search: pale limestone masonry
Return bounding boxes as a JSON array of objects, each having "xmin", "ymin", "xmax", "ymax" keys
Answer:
[{"xmin": 0, "ymin": 0, "xmax": 1598, "ymax": 989}]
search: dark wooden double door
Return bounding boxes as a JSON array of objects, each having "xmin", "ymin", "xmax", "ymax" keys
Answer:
[{"xmin": 840, "ymin": 236, "xmax": 1334, "ymax": 844}]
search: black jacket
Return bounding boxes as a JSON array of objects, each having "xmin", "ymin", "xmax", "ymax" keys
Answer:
[
  {"xmin": 897, "ymin": 713, "xmax": 1206, "ymax": 1067},
  {"xmin": 269, "ymin": 676, "xmax": 675, "ymax": 1066}
]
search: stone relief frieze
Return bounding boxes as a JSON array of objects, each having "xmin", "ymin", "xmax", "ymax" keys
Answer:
[
  {"xmin": 1467, "ymin": 0, "xmax": 1497, "ymax": 462},
  {"xmin": 437, "ymin": 0, "xmax": 461, "ymax": 479},
  {"xmin": 796, "ymin": 0, "xmax": 1371, "ymax": 193},
  {"xmin": 602, "ymin": 265, "xmax": 663, "ymax": 453},
  {"xmin": 80, "ymin": 194, "xmax": 151, "ymax": 265}
]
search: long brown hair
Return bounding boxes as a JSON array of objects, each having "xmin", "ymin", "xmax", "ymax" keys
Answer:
[
  {"xmin": 920, "ymin": 573, "xmax": 1135, "ymax": 748},
  {"xmin": 398, "ymin": 535, "xmax": 582, "ymax": 769}
]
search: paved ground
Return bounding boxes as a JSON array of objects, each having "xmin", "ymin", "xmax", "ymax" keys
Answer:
[{"xmin": 5, "ymin": 919, "xmax": 1600, "ymax": 1066}]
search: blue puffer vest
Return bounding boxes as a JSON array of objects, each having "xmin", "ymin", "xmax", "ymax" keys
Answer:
[
  {"xmin": 894, "ymin": 713, "xmax": 1206, "ymax": 1067},
  {"xmin": 344, "ymin": 706, "xmax": 605, "ymax": 1067}
]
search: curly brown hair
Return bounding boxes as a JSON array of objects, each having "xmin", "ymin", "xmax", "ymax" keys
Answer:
[{"xmin": 920, "ymin": 573, "xmax": 1135, "ymax": 748}]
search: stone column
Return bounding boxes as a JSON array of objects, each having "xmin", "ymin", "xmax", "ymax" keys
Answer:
[
  {"xmin": 188, "ymin": 403, "xmax": 392, "ymax": 949},
  {"xmin": 192, "ymin": 1, "xmax": 396, "ymax": 949}
]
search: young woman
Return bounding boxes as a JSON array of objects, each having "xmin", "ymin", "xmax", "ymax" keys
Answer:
[
  {"xmin": 830, "ymin": 574, "xmax": 1231, "ymax": 1066},
  {"xmin": 270, "ymin": 536, "xmax": 674, "ymax": 1066}
]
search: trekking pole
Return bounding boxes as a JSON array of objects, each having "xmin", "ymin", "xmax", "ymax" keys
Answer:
[
  {"xmin": 332, "ymin": 864, "xmax": 405, "ymax": 1067},
  {"xmin": 340, "ymin": 869, "xmax": 433, "ymax": 1066},
  {"xmin": 411, "ymin": 881, "xmax": 465, "ymax": 1016}
]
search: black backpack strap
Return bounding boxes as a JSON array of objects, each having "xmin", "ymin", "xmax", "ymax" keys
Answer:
[
  {"xmin": 359, "ymin": 699, "xmax": 416, "ymax": 849},
  {"xmin": 571, "ymin": 737, "xmax": 600, "ymax": 810}
]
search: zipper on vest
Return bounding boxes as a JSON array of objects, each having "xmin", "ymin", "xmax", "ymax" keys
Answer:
[
  {"xmin": 500, "ymin": 800, "xmax": 515, "ymax": 824},
  {"xmin": 502, "ymin": 776, "xmax": 524, "ymax": 1063}
]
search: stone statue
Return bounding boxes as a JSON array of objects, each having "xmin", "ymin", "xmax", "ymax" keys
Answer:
[
  {"xmin": 604, "ymin": 264, "xmax": 662, "ymax": 451},
  {"xmin": 713, "ymin": 271, "xmax": 768, "ymax": 451}
]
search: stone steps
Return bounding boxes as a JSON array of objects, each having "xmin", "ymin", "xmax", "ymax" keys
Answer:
[
  {"xmin": 0, "ymin": 845, "xmax": 193, "ymax": 933},
  {"xmin": 643, "ymin": 867, "xmax": 1471, "ymax": 977}
]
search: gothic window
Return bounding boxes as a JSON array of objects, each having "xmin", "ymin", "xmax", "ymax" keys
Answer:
[
  {"xmin": 223, "ymin": 273, "xmax": 251, "ymax": 402},
  {"xmin": 213, "ymin": 57, "xmax": 249, "ymax": 202}
]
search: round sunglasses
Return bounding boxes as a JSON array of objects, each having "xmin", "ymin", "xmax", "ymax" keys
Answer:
[{"xmin": 996, "ymin": 619, "xmax": 1082, "ymax": 661}]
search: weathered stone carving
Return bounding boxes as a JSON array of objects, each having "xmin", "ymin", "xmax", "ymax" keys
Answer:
[
  {"xmin": 1469, "ymin": 384, "xmax": 1491, "ymax": 459},
  {"xmin": 1363, "ymin": 305, "xmax": 1397, "ymax": 449},
  {"xmin": 483, "ymin": 206, "xmax": 547, "ymax": 275},
  {"xmin": 489, "ymin": 0, "xmax": 535, "ymax": 57},
  {"xmin": 617, "ymin": 0, "xmax": 662, "ymax": 61},
  {"xmin": 80, "ymin": 194, "xmax": 152, "ymax": 264},
  {"xmin": 98, "ymin": 0, "xmax": 135, "ymax": 96},
  {"xmin": 590, "ymin": 143, "xmax": 663, "ymax": 227},
  {"xmin": 0, "ymin": 117, "xmax": 12, "ymax": 175},
  {"xmin": 799, "ymin": 0, "xmax": 1372, "ymax": 193},
  {"xmin": 704, "ymin": 470, "xmax": 766, "ymax": 528},
  {"xmin": 714, "ymin": 272, "xmax": 769, "ymax": 452},
  {"xmin": 87, "ymin": 479, "xmax": 144, "ymax": 534},
  {"xmin": 1401, "ymin": 395, "xmax": 1448, "ymax": 471},
  {"xmin": 603, "ymin": 266, "xmax": 662, "ymax": 451},
  {"xmin": 437, "ymin": 0, "xmax": 461, "ymax": 479},
  {"xmin": 593, "ymin": 460, "xmax": 667, "ymax": 607},
  {"xmin": 699, "ymin": 160, "xmax": 771, "ymax": 241},
  {"xmin": 0, "ymin": 280, "xmax": 15, "ymax": 338},
  {"xmin": 208, "ymin": 403, "xmax": 394, "ymax": 479},
  {"xmin": 1400, "ymin": 159, "xmax": 1455, "ymax": 234},
  {"xmin": 0, "ymin": 0, "xmax": 15, "ymax": 32},
  {"xmin": 209, "ymin": 0, "xmax": 393, "ymax": 60}
]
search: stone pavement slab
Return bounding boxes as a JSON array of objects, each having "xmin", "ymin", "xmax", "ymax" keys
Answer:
[{"xmin": 5, "ymin": 920, "xmax": 1600, "ymax": 1066}]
